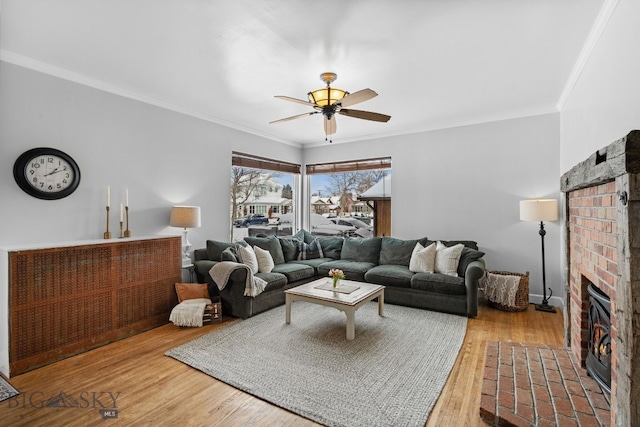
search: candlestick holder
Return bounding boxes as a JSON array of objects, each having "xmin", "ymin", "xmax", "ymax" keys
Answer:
[
  {"xmin": 119, "ymin": 221, "xmax": 124, "ymax": 238},
  {"xmin": 104, "ymin": 206, "xmax": 112, "ymax": 239},
  {"xmin": 124, "ymin": 206, "xmax": 132, "ymax": 237}
]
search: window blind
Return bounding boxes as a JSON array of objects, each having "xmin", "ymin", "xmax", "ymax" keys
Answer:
[
  {"xmin": 232, "ymin": 151, "xmax": 301, "ymax": 174},
  {"xmin": 306, "ymin": 156, "xmax": 391, "ymax": 174}
]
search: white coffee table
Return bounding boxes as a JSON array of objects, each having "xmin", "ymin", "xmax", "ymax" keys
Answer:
[{"xmin": 285, "ymin": 278, "xmax": 385, "ymax": 340}]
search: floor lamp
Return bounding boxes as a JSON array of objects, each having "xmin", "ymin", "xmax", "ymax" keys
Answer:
[
  {"xmin": 170, "ymin": 205, "xmax": 201, "ymax": 267},
  {"xmin": 520, "ymin": 199, "xmax": 558, "ymax": 313}
]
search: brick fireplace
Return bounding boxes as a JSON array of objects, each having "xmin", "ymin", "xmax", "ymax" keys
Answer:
[{"xmin": 561, "ymin": 130, "xmax": 640, "ymax": 426}]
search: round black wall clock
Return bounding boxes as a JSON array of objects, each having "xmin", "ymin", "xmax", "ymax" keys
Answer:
[{"xmin": 13, "ymin": 147, "xmax": 81, "ymax": 200}]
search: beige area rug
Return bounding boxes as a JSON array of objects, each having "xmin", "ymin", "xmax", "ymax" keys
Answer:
[{"xmin": 166, "ymin": 301, "xmax": 467, "ymax": 427}]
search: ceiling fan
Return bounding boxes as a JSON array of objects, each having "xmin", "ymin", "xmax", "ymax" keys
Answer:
[{"xmin": 270, "ymin": 72, "xmax": 391, "ymax": 142}]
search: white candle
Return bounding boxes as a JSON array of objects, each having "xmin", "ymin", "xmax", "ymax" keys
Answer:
[
  {"xmin": 125, "ymin": 187, "xmax": 129, "ymax": 207},
  {"xmin": 120, "ymin": 203, "xmax": 124, "ymax": 222},
  {"xmin": 107, "ymin": 186, "xmax": 110, "ymax": 208}
]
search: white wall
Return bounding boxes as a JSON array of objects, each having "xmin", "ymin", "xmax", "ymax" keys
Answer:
[
  {"xmin": 560, "ymin": 0, "xmax": 640, "ymax": 173},
  {"xmin": 0, "ymin": 62, "xmax": 301, "ymax": 252},
  {"xmin": 305, "ymin": 114, "xmax": 563, "ymax": 305},
  {"xmin": 1, "ymin": 61, "xmax": 566, "ymax": 307}
]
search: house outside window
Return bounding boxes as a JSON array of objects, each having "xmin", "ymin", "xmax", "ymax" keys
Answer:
[
  {"xmin": 231, "ymin": 152, "xmax": 300, "ymax": 241},
  {"xmin": 306, "ymin": 157, "xmax": 391, "ymax": 237}
]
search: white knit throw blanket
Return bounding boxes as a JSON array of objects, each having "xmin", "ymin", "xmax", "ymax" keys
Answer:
[
  {"xmin": 209, "ymin": 261, "xmax": 267, "ymax": 297},
  {"xmin": 169, "ymin": 298, "xmax": 211, "ymax": 327},
  {"xmin": 484, "ymin": 273, "xmax": 521, "ymax": 307}
]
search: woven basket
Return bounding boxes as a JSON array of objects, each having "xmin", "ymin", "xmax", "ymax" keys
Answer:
[{"xmin": 485, "ymin": 270, "xmax": 530, "ymax": 312}]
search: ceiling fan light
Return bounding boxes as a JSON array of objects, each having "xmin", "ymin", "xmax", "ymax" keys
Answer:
[{"xmin": 308, "ymin": 87, "xmax": 348, "ymax": 106}]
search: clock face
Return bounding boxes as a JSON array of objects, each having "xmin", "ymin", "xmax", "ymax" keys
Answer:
[{"xmin": 13, "ymin": 148, "xmax": 81, "ymax": 200}]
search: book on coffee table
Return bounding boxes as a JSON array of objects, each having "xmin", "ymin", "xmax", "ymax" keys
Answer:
[{"xmin": 314, "ymin": 281, "xmax": 360, "ymax": 294}]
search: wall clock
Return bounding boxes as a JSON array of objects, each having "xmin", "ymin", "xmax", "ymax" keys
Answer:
[{"xmin": 13, "ymin": 147, "xmax": 81, "ymax": 200}]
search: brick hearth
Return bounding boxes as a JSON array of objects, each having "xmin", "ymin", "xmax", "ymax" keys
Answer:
[{"xmin": 480, "ymin": 341, "xmax": 609, "ymax": 426}]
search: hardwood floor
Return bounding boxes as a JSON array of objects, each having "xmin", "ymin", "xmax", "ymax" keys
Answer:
[{"xmin": 0, "ymin": 299, "xmax": 564, "ymax": 426}]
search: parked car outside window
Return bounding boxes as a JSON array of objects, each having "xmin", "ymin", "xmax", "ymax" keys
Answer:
[
  {"xmin": 234, "ymin": 214, "xmax": 269, "ymax": 227},
  {"xmin": 330, "ymin": 217, "xmax": 374, "ymax": 238},
  {"xmin": 278, "ymin": 213, "xmax": 356, "ymax": 237}
]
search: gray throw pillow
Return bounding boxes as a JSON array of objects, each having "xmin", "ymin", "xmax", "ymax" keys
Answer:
[
  {"xmin": 278, "ymin": 237, "xmax": 300, "ymax": 262},
  {"xmin": 206, "ymin": 240, "xmax": 235, "ymax": 261},
  {"xmin": 438, "ymin": 240, "xmax": 479, "ymax": 250},
  {"xmin": 244, "ymin": 236, "xmax": 285, "ymax": 265},
  {"xmin": 297, "ymin": 238, "xmax": 324, "ymax": 260},
  {"xmin": 340, "ymin": 237, "xmax": 381, "ymax": 264},
  {"xmin": 293, "ymin": 229, "xmax": 316, "ymax": 244},
  {"xmin": 220, "ymin": 246, "xmax": 238, "ymax": 262},
  {"xmin": 318, "ymin": 237, "xmax": 344, "ymax": 259},
  {"xmin": 379, "ymin": 237, "xmax": 429, "ymax": 266},
  {"xmin": 457, "ymin": 247, "xmax": 485, "ymax": 276}
]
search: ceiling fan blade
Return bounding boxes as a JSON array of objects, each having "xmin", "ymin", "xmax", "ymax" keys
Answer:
[
  {"xmin": 324, "ymin": 116, "xmax": 337, "ymax": 135},
  {"xmin": 339, "ymin": 109, "xmax": 391, "ymax": 122},
  {"xmin": 274, "ymin": 95, "xmax": 318, "ymax": 107},
  {"xmin": 269, "ymin": 111, "xmax": 318, "ymax": 124},
  {"xmin": 338, "ymin": 88, "xmax": 377, "ymax": 107}
]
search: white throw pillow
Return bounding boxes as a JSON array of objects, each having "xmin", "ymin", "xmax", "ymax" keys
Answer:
[
  {"xmin": 253, "ymin": 245, "xmax": 274, "ymax": 273},
  {"xmin": 409, "ymin": 242, "xmax": 437, "ymax": 273},
  {"xmin": 435, "ymin": 241, "xmax": 465, "ymax": 276},
  {"xmin": 237, "ymin": 245, "xmax": 259, "ymax": 274}
]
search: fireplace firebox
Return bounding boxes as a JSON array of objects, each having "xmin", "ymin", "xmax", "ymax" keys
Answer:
[{"xmin": 586, "ymin": 283, "xmax": 611, "ymax": 396}]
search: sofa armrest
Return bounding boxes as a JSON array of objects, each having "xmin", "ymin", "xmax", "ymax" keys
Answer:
[
  {"xmin": 218, "ymin": 267, "xmax": 254, "ymax": 318},
  {"xmin": 464, "ymin": 258, "xmax": 485, "ymax": 317},
  {"xmin": 194, "ymin": 260, "xmax": 217, "ymax": 284}
]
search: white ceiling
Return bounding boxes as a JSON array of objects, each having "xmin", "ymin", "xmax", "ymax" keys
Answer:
[{"xmin": 1, "ymin": 0, "xmax": 605, "ymax": 147}]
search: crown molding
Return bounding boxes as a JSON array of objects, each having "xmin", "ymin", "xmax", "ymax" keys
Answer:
[
  {"xmin": 0, "ymin": 50, "xmax": 302, "ymax": 148},
  {"xmin": 556, "ymin": 0, "xmax": 619, "ymax": 111}
]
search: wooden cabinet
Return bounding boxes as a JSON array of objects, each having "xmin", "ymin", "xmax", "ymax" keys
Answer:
[{"xmin": 4, "ymin": 236, "xmax": 181, "ymax": 376}]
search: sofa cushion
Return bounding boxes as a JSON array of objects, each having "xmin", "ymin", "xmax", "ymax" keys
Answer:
[
  {"xmin": 254, "ymin": 271, "xmax": 287, "ymax": 290},
  {"xmin": 457, "ymin": 247, "xmax": 485, "ymax": 277},
  {"xmin": 278, "ymin": 237, "xmax": 300, "ymax": 262},
  {"xmin": 244, "ymin": 236, "xmax": 285, "ymax": 265},
  {"xmin": 364, "ymin": 265, "xmax": 414, "ymax": 288},
  {"xmin": 410, "ymin": 272, "xmax": 466, "ymax": 295},
  {"xmin": 206, "ymin": 240, "xmax": 236, "ymax": 261},
  {"xmin": 317, "ymin": 236, "xmax": 344, "ymax": 259},
  {"xmin": 288, "ymin": 258, "xmax": 335, "ymax": 274},
  {"xmin": 271, "ymin": 263, "xmax": 315, "ymax": 283},
  {"xmin": 293, "ymin": 228, "xmax": 316, "ymax": 244},
  {"xmin": 297, "ymin": 238, "xmax": 324, "ymax": 260},
  {"xmin": 340, "ymin": 237, "xmax": 381, "ymax": 265},
  {"xmin": 317, "ymin": 260, "xmax": 377, "ymax": 282},
  {"xmin": 409, "ymin": 242, "xmax": 437, "ymax": 273},
  {"xmin": 379, "ymin": 237, "xmax": 429, "ymax": 266},
  {"xmin": 435, "ymin": 242, "xmax": 465, "ymax": 276}
]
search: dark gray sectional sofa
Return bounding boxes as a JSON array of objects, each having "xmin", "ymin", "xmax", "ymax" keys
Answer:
[{"xmin": 193, "ymin": 230, "xmax": 485, "ymax": 319}]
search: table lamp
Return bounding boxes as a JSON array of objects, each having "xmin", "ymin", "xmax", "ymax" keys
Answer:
[{"xmin": 170, "ymin": 205, "xmax": 201, "ymax": 267}]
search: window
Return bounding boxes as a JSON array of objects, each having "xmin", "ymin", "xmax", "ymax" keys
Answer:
[
  {"xmin": 306, "ymin": 157, "xmax": 391, "ymax": 237},
  {"xmin": 231, "ymin": 152, "xmax": 300, "ymax": 241}
]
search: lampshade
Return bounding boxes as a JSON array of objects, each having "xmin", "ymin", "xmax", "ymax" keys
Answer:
[
  {"xmin": 519, "ymin": 199, "xmax": 558, "ymax": 222},
  {"xmin": 170, "ymin": 206, "xmax": 201, "ymax": 228},
  {"xmin": 308, "ymin": 87, "xmax": 348, "ymax": 106}
]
